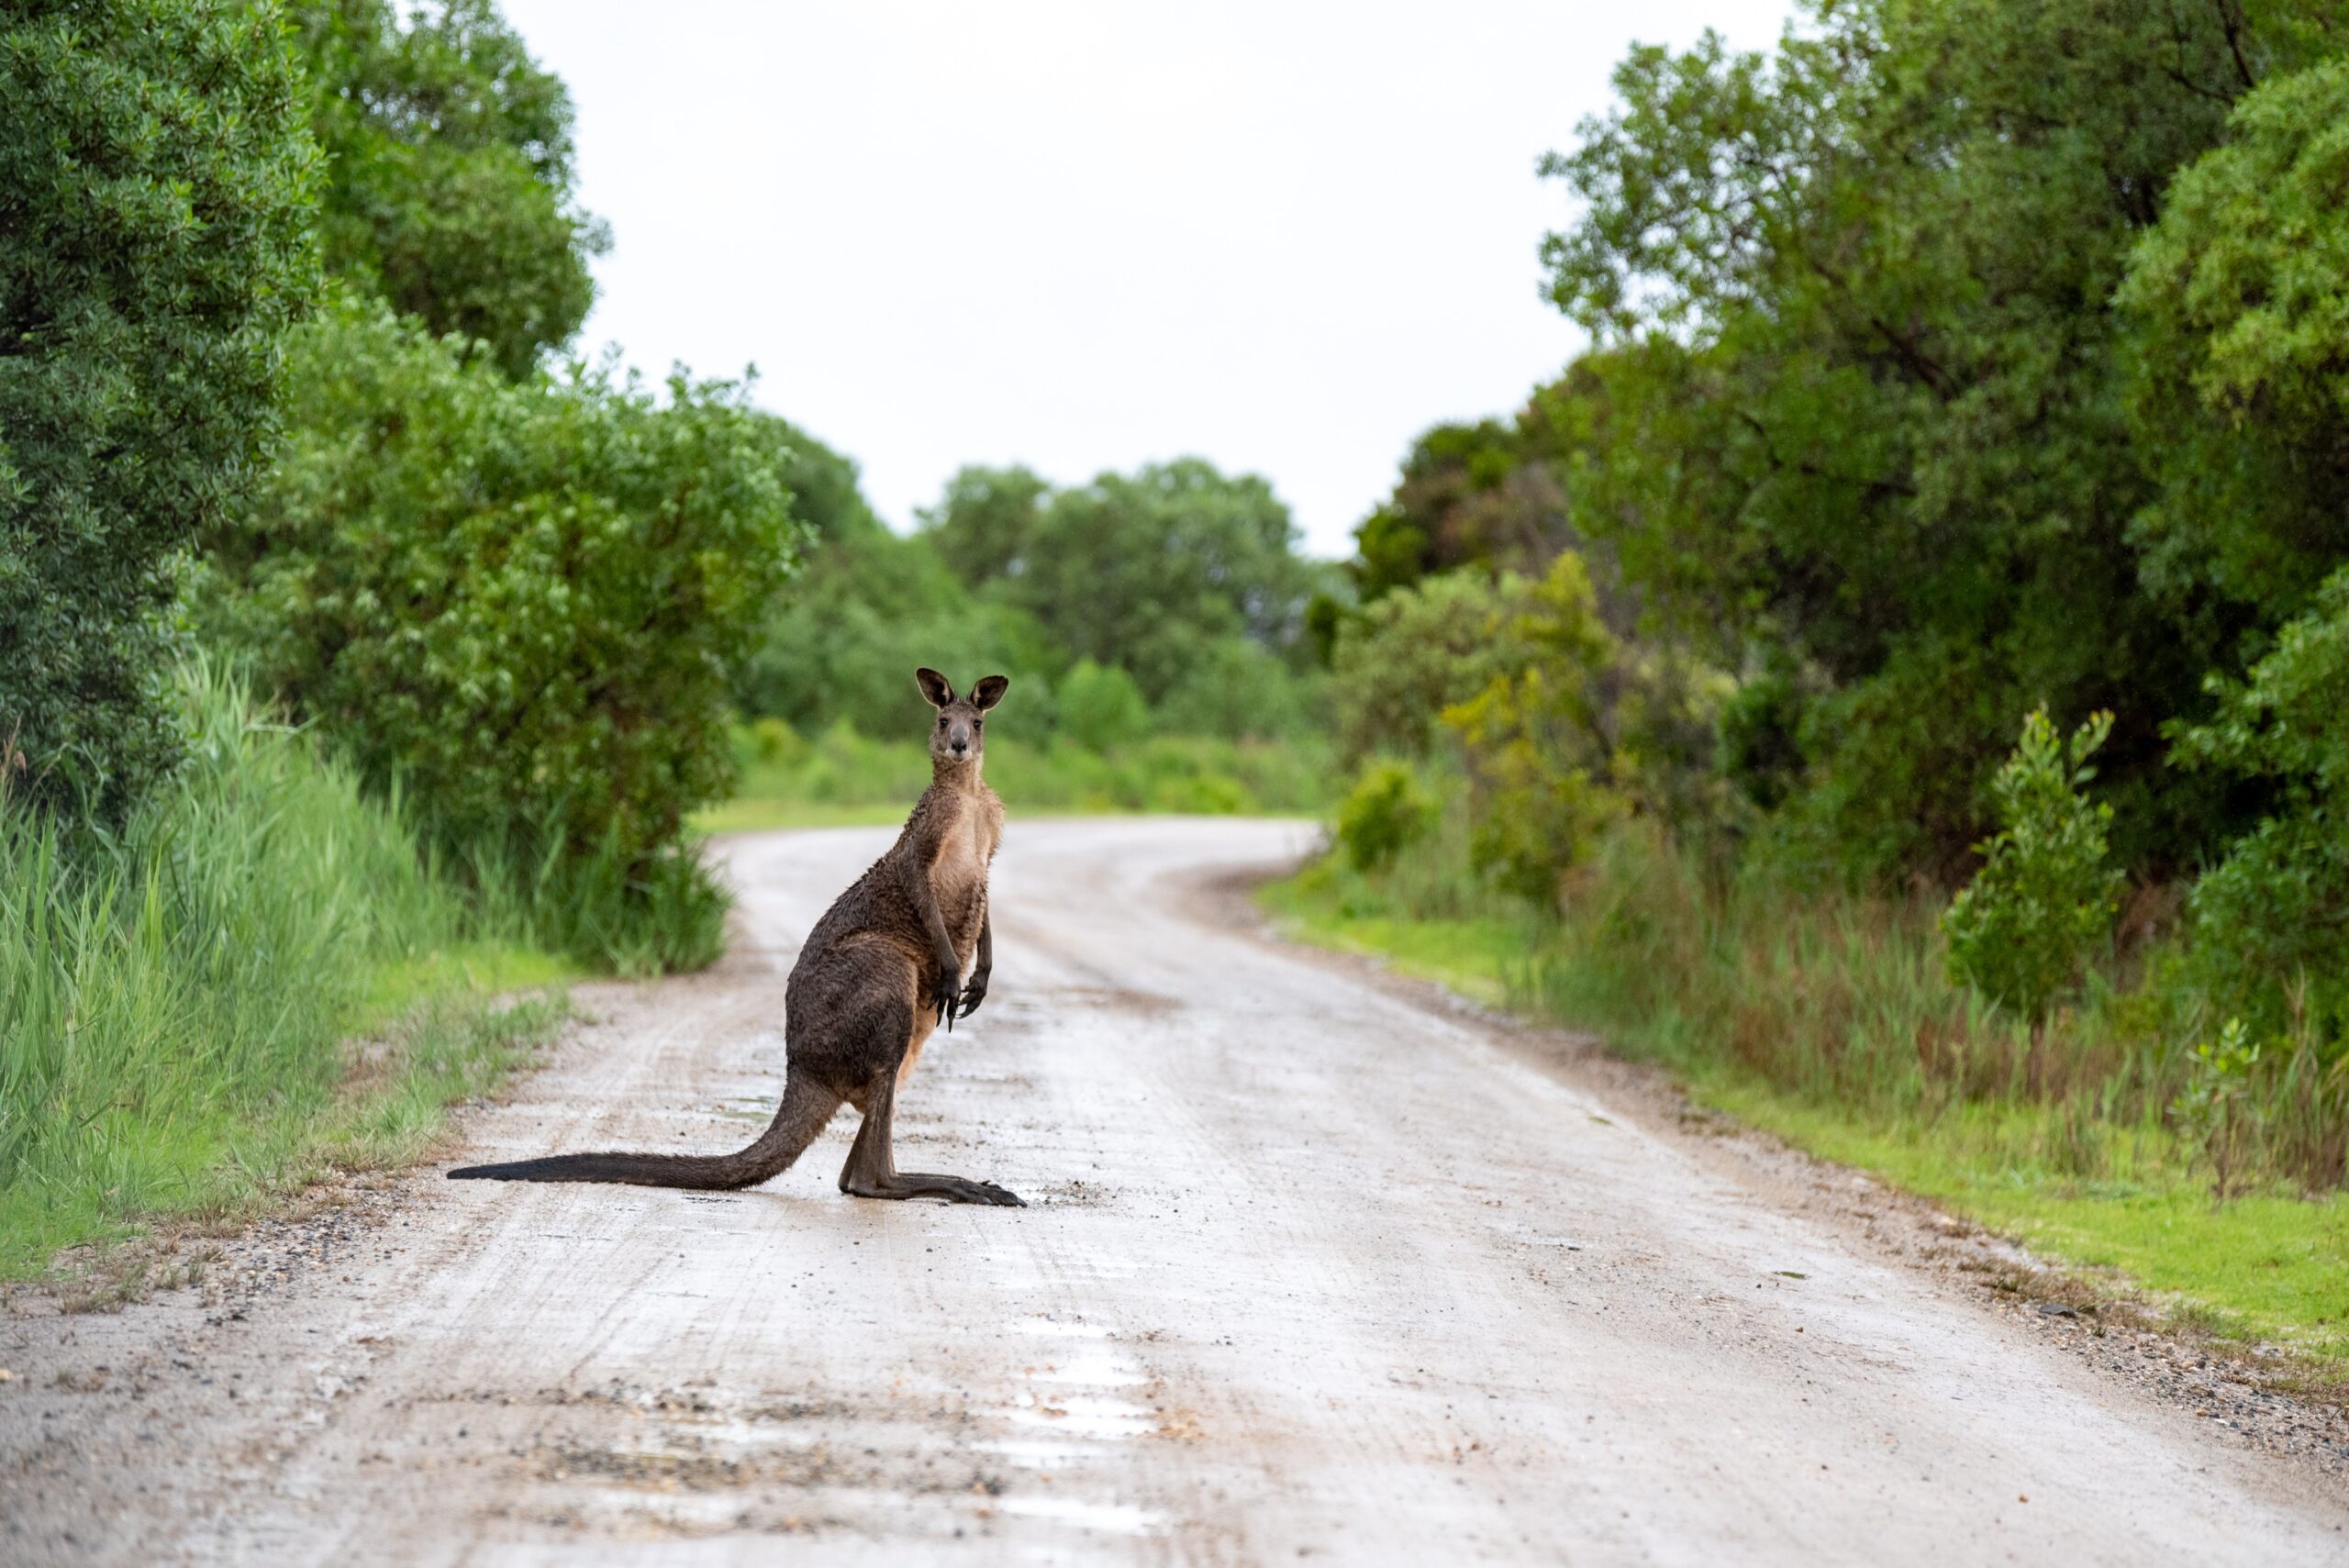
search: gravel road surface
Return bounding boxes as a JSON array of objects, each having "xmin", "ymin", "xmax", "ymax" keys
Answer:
[{"xmin": 5, "ymin": 817, "xmax": 2346, "ymax": 1565}]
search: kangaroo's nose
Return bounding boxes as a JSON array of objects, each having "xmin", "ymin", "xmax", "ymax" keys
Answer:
[{"xmin": 951, "ymin": 740, "xmax": 969, "ymax": 754}]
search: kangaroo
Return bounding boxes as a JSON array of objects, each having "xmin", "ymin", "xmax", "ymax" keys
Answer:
[{"xmin": 448, "ymin": 668, "xmax": 1023, "ymax": 1206}]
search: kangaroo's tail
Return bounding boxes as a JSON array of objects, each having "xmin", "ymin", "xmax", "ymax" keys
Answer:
[{"xmin": 447, "ymin": 1070, "xmax": 840, "ymax": 1190}]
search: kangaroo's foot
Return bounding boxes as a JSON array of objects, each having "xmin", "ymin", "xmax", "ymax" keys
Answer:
[
  {"xmin": 837, "ymin": 1069, "xmax": 1026, "ymax": 1207},
  {"xmin": 841, "ymin": 1171, "xmax": 1026, "ymax": 1207}
]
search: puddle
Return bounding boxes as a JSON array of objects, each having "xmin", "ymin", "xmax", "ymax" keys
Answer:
[
  {"xmin": 1003, "ymin": 1393, "xmax": 1156, "ymax": 1440},
  {"xmin": 977, "ymin": 1438, "xmax": 1099, "ymax": 1467},
  {"xmin": 996, "ymin": 1495, "xmax": 1163, "ymax": 1535},
  {"xmin": 976, "ymin": 1316, "xmax": 1172, "ymax": 1532}
]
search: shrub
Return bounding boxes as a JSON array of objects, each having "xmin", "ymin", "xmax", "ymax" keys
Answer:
[
  {"xmin": 1330, "ymin": 571, "xmax": 1526, "ymax": 763},
  {"xmin": 2174, "ymin": 566, "xmax": 2349, "ymax": 1036},
  {"xmin": 1942, "ymin": 709, "xmax": 2123, "ymax": 1029},
  {"xmin": 200, "ymin": 295, "xmax": 803, "ymax": 968},
  {"xmin": 1441, "ymin": 554, "xmax": 1625, "ymax": 902},
  {"xmin": 2171, "ymin": 1018, "xmax": 2263, "ymax": 1201},
  {"xmin": 0, "ymin": 0, "xmax": 320, "ymax": 822},
  {"xmin": 1057, "ymin": 660, "xmax": 1152, "ymax": 752},
  {"xmin": 1336, "ymin": 762, "xmax": 1437, "ymax": 872},
  {"xmin": 1151, "ymin": 773, "xmax": 1256, "ymax": 816}
]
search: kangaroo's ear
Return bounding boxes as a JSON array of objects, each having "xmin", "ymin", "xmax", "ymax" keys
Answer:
[
  {"xmin": 971, "ymin": 674, "xmax": 1009, "ymax": 712},
  {"xmin": 915, "ymin": 667, "xmax": 955, "ymax": 707}
]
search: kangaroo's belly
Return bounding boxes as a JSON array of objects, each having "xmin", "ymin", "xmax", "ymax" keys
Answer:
[{"xmin": 931, "ymin": 803, "xmax": 996, "ymax": 963}]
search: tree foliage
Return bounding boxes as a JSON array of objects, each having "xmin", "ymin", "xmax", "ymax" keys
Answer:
[
  {"xmin": 2174, "ymin": 567, "xmax": 2349, "ymax": 1036},
  {"xmin": 199, "ymin": 295, "xmax": 800, "ymax": 959},
  {"xmin": 733, "ymin": 447, "xmax": 1063, "ymax": 744},
  {"xmin": 1533, "ymin": 0, "xmax": 2343, "ymax": 880},
  {"xmin": 0, "ymin": 0, "xmax": 321, "ymax": 822},
  {"xmin": 924, "ymin": 458, "xmax": 1327, "ymax": 707},
  {"xmin": 294, "ymin": 0, "xmax": 606, "ymax": 378},
  {"xmin": 2121, "ymin": 54, "xmax": 2349, "ymax": 633},
  {"xmin": 741, "ymin": 455, "xmax": 1330, "ymax": 748}
]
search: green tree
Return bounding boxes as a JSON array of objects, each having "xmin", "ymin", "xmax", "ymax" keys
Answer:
[
  {"xmin": 295, "ymin": 0, "xmax": 606, "ymax": 378},
  {"xmin": 0, "ymin": 0, "xmax": 320, "ymax": 822},
  {"xmin": 735, "ymin": 441, "xmax": 1063, "ymax": 742},
  {"xmin": 1056, "ymin": 659, "xmax": 1152, "ymax": 752},
  {"xmin": 200, "ymin": 295, "xmax": 800, "ymax": 964},
  {"xmin": 2173, "ymin": 567, "xmax": 2349, "ymax": 1037},
  {"xmin": 2121, "ymin": 55, "xmax": 2349, "ymax": 639},
  {"xmin": 1440, "ymin": 554, "xmax": 1628, "ymax": 901},
  {"xmin": 918, "ymin": 464, "xmax": 1051, "ymax": 584},
  {"xmin": 1538, "ymin": 0, "xmax": 2337, "ymax": 881},
  {"xmin": 1942, "ymin": 710, "xmax": 2123, "ymax": 1032},
  {"xmin": 955, "ymin": 458, "xmax": 1327, "ymax": 706},
  {"xmin": 1350, "ymin": 417, "xmax": 1572, "ymax": 604},
  {"xmin": 1155, "ymin": 636, "xmax": 1315, "ymax": 740},
  {"xmin": 1330, "ymin": 570, "xmax": 1530, "ymax": 764}
]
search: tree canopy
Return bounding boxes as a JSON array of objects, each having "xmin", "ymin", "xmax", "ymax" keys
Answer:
[
  {"xmin": 294, "ymin": 0, "xmax": 606, "ymax": 378},
  {"xmin": 0, "ymin": 0, "xmax": 321, "ymax": 821}
]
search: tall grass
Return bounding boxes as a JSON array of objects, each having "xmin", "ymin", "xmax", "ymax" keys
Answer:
[
  {"xmin": 0, "ymin": 658, "xmax": 565, "ymax": 1276},
  {"xmin": 714, "ymin": 717, "xmax": 1332, "ymax": 821},
  {"xmin": 1296, "ymin": 776, "xmax": 2349, "ymax": 1195}
]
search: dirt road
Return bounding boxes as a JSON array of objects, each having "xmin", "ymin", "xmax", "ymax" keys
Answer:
[{"xmin": 6, "ymin": 817, "xmax": 2347, "ymax": 1564}]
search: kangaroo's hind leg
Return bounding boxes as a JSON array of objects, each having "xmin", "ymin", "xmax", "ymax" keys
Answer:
[{"xmin": 835, "ymin": 1011, "xmax": 1024, "ymax": 1207}]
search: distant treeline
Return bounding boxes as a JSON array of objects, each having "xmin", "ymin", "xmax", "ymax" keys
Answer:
[{"xmin": 732, "ymin": 446, "xmax": 1333, "ymax": 751}]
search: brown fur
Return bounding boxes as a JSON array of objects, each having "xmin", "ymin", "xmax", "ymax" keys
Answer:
[{"xmin": 448, "ymin": 669, "xmax": 1025, "ymax": 1206}]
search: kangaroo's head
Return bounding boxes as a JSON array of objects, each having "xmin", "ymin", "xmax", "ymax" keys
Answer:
[{"xmin": 917, "ymin": 667, "xmax": 1008, "ymax": 773}]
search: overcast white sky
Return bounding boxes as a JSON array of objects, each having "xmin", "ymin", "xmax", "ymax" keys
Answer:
[{"xmin": 500, "ymin": 2, "xmax": 1795, "ymax": 556}]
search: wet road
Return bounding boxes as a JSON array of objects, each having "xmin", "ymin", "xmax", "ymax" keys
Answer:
[{"xmin": 6, "ymin": 818, "xmax": 2345, "ymax": 1565}]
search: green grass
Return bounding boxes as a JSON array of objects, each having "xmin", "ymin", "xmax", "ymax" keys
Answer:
[
  {"xmin": 703, "ymin": 718, "xmax": 1332, "ymax": 831},
  {"xmin": 0, "ymin": 660, "xmax": 577, "ymax": 1282},
  {"xmin": 1264, "ymin": 812, "xmax": 2349, "ymax": 1384}
]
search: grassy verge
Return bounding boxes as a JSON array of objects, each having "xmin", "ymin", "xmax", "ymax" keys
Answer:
[
  {"xmin": 1262, "ymin": 817, "xmax": 2349, "ymax": 1386},
  {"xmin": 0, "ymin": 662, "xmax": 577, "ymax": 1283},
  {"xmin": 699, "ymin": 719, "xmax": 1331, "ymax": 832}
]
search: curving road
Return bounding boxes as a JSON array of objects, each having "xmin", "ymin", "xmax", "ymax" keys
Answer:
[{"xmin": 5, "ymin": 817, "xmax": 2345, "ymax": 1564}]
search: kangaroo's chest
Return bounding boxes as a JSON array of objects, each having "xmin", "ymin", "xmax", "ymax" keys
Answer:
[{"xmin": 930, "ymin": 795, "xmax": 1000, "ymax": 943}]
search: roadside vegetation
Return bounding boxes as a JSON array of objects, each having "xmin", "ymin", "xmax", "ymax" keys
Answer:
[
  {"xmin": 1271, "ymin": 0, "xmax": 2349, "ymax": 1385},
  {"xmin": 0, "ymin": 0, "xmax": 1330, "ymax": 1280},
  {"xmin": 0, "ymin": 662, "xmax": 569, "ymax": 1279},
  {"xmin": 0, "ymin": 0, "xmax": 780, "ymax": 1277}
]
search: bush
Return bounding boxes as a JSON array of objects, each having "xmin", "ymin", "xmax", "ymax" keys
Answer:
[
  {"xmin": 1330, "ymin": 571, "xmax": 1526, "ymax": 763},
  {"xmin": 200, "ymin": 295, "xmax": 803, "ymax": 969},
  {"xmin": 1441, "ymin": 554, "xmax": 1625, "ymax": 902},
  {"xmin": 1337, "ymin": 762, "xmax": 1437, "ymax": 872},
  {"xmin": 0, "ymin": 0, "xmax": 320, "ymax": 822},
  {"xmin": 2174, "ymin": 566, "xmax": 2349, "ymax": 1036},
  {"xmin": 1057, "ymin": 660, "xmax": 1152, "ymax": 752},
  {"xmin": 1942, "ymin": 709, "xmax": 2123, "ymax": 1029}
]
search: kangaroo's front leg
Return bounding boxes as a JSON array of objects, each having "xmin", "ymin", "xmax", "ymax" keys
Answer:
[
  {"xmin": 900, "ymin": 852, "xmax": 962, "ymax": 1032},
  {"xmin": 957, "ymin": 906, "xmax": 993, "ymax": 1020},
  {"xmin": 839, "ymin": 1068, "xmax": 1025, "ymax": 1207}
]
